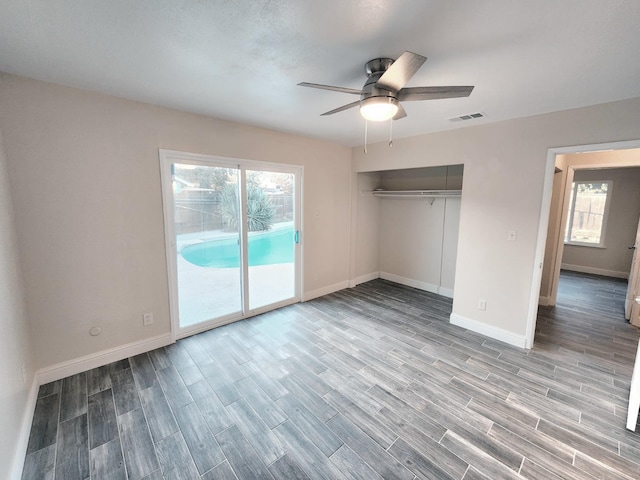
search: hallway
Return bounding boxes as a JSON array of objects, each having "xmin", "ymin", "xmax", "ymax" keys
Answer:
[{"xmin": 556, "ymin": 270, "xmax": 628, "ymax": 319}]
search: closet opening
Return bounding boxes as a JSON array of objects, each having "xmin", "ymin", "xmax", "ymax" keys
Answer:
[{"xmin": 353, "ymin": 164, "xmax": 463, "ymax": 299}]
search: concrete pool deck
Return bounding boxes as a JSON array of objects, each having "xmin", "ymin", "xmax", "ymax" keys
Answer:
[{"xmin": 175, "ymin": 222, "xmax": 296, "ymax": 327}]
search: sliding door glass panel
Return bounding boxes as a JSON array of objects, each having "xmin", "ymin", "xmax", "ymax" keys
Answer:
[
  {"xmin": 173, "ymin": 163, "xmax": 242, "ymax": 327},
  {"xmin": 246, "ymin": 169, "xmax": 296, "ymax": 310}
]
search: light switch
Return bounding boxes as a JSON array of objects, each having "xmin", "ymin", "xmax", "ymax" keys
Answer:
[{"xmin": 143, "ymin": 312, "xmax": 154, "ymax": 326}]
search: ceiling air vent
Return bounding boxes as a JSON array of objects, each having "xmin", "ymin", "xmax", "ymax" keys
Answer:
[{"xmin": 449, "ymin": 112, "xmax": 486, "ymax": 122}]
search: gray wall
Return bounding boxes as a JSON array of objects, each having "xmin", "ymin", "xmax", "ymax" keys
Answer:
[{"xmin": 562, "ymin": 167, "xmax": 640, "ymax": 276}]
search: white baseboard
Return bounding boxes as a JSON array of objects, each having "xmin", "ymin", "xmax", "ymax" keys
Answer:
[
  {"xmin": 450, "ymin": 313, "xmax": 527, "ymax": 349},
  {"xmin": 561, "ymin": 263, "xmax": 628, "ymax": 279},
  {"xmin": 379, "ymin": 272, "xmax": 439, "ymax": 295},
  {"xmin": 37, "ymin": 333, "xmax": 174, "ymax": 385},
  {"xmin": 539, "ymin": 296, "xmax": 549, "ymax": 306},
  {"xmin": 10, "ymin": 376, "xmax": 39, "ymax": 480},
  {"xmin": 349, "ymin": 272, "xmax": 380, "ymax": 288},
  {"xmin": 303, "ymin": 280, "xmax": 350, "ymax": 302},
  {"xmin": 438, "ymin": 286, "xmax": 454, "ymax": 299}
]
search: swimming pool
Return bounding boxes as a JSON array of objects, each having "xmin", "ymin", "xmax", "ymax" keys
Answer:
[{"xmin": 180, "ymin": 227, "xmax": 294, "ymax": 268}]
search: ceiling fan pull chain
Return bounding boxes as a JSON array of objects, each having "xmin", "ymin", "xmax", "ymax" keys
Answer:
[
  {"xmin": 364, "ymin": 120, "xmax": 368, "ymax": 154},
  {"xmin": 389, "ymin": 119, "xmax": 393, "ymax": 147}
]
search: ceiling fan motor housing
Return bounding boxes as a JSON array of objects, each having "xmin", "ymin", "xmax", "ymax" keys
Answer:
[
  {"xmin": 362, "ymin": 59, "xmax": 398, "ymax": 102},
  {"xmin": 365, "ymin": 58, "xmax": 394, "ymax": 76}
]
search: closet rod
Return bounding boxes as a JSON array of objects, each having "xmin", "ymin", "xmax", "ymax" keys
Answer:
[{"xmin": 371, "ymin": 189, "xmax": 462, "ymax": 198}]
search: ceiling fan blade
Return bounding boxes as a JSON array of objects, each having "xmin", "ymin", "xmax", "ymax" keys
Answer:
[
  {"xmin": 320, "ymin": 100, "xmax": 361, "ymax": 116},
  {"xmin": 393, "ymin": 103, "xmax": 407, "ymax": 120},
  {"xmin": 398, "ymin": 86, "xmax": 474, "ymax": 101},
  {"xmin": 375, "ymin": 51, "xmax": 427, "ymax": 92},
  {"xmin": 298, "ymin": 82, "xmax": 362, "ymax": 95}
]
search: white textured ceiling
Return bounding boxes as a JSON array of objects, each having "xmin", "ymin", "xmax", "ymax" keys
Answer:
[{"xmin": 1, "ymin": 1, "xmax": 639, "ymax": 146}]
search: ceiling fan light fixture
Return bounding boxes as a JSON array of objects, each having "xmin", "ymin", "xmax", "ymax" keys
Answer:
[{"xmin": 360, "ymin": 96, "xmax": 398, "ymax": 121}]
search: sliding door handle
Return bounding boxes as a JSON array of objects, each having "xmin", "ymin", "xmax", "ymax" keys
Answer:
[{"xmin": 294, "ymin": 230, "xmax": 300, "ymax": 244}]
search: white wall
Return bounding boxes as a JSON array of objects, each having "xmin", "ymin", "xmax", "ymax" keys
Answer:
[
  {"xmin": 0, "ymin": 125, "xmax": 36, "ymax": 479},
  {"xmin": 0, "ymin": 73, "xmax": 352, "ymax": 371},
  {"xmin": 441, "ymin": 197, "xmax": 461, "ymax": 295},
  {"xmin": 562, "ymin": 167, "xmax": 640, "ymax": 277},
  {"xmin": 352, "ymin": 172, "xmax": 381, "ymax": 284},
  {"xmin": 379, "ymin": 197, "xmax": 445, "ymax": 290},
  {"xmin": 352, "ymin": 97, "xmax": 640, "ymax": 346},
  {"xmin": 378, "ymin": 197, "xmax": 460, "ymax": 297}
]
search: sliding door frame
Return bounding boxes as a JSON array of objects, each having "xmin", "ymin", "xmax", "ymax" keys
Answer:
[{"xmin": 159, "ymin": 149, "xmax": 303, "ymax": 341}]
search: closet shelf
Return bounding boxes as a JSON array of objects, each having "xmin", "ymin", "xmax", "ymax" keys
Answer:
[{"xmin": 371, "ymin": 189, "xmax": 462, "ymax": 198}]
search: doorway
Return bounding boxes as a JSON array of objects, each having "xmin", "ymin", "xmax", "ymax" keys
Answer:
[
  {"xmin": 544, "ymin": 153, "xmax": 640, "ymax": 307},
  {"xmin": 159, "ymin": 150, "xmax": 302, "ymax": 339},
  {"xmin": 527, "ymin": 140, "xmax": 640, "ymax": 347}
]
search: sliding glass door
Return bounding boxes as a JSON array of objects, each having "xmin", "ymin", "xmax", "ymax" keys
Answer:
[
  {"xmin": 245, "ymin": 169, "xmax": 297, "ymax": 310},
  {"xmin": 171, "ymin": 163, "xmax": 243, "ymax": 327},
  {"xmin": 160, "ymin": 151, "xmax": 301, "ymax": 337}
]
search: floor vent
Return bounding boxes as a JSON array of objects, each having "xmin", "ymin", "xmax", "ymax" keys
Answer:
[{"xmin": 449, "ymin": 112, "xmax": 485, "ymax": 122}]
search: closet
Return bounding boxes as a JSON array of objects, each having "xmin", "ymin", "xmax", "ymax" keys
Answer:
[{"xmin": 356, "ymin": 165, "xmax": 463, "ymax": 298}]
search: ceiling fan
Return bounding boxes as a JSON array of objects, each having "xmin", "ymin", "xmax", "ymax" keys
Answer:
[{"xmin": 299, "ymin": 51, "xmax": 474, "ymax": 122}]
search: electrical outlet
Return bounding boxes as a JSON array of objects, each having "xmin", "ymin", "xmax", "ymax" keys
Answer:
[
  {"xmin": 478, "ymin": 299, "xmax": 487, "ymax": 311},
  {"xmin": 143, "ymin": 312, "xmax": 154, "ymax": 326}
]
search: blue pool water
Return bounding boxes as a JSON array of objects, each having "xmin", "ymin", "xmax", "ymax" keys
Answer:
[{"xmin": 181, "ymin": 227, "xmax": 294, "ymax": 268}]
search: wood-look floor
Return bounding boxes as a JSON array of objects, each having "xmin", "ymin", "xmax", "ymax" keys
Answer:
[
  {"xmin": 556, "ymin": 269, "xmax": 628, "ymax": 318},
  {"xmin": 22, "ymin": 273, "xmax": 640, "ymax": 480}
]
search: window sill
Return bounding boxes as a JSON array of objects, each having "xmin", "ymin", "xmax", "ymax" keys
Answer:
[{"xmin": 564, "ymin": 242, "xmax": 606, "ymax": 249}]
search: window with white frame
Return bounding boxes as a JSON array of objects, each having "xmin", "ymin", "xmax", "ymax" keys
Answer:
[{"xmin": 564, "ymin": 180, "xmax": 612, "ymax": 247}]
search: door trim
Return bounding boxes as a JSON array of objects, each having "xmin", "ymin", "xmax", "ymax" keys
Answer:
[{"xmin": 626, "ymin": 218, "xmax": 640, "ymax": 322}]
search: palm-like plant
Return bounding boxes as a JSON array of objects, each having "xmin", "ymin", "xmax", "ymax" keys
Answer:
[{"xmin": 221, "ymin": 182, "xmax": 274, "ymax": 232}]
